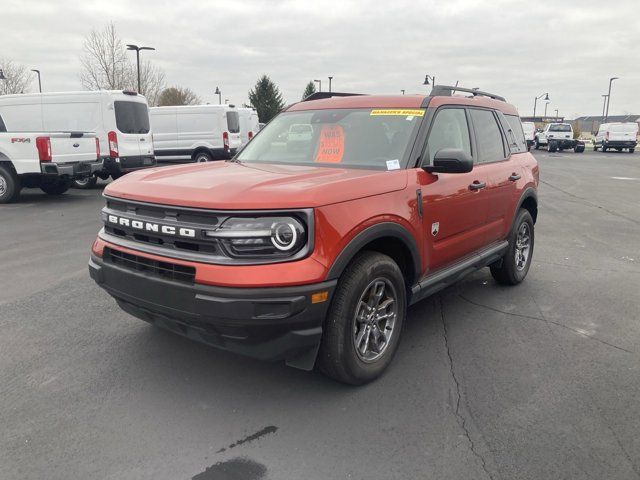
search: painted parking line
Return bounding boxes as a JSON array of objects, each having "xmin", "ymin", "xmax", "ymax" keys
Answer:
[{"xmin": 611, "ymin": 176, "xmax": 640, "ymax": 181}]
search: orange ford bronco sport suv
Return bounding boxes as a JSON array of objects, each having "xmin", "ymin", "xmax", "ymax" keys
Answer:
[{"xmin": 89, "ymin": 86, "xmax": 539, "ymax": 384}]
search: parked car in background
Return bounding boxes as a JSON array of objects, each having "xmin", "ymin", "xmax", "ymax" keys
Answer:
[
  {"xmin": 89, "ymin": 85, "xmax": 539, "ymax": 385},
  {"xmin": 535, "ymin": 123, "xmax": 584, "ymax": 152},
  {"xmin": 0, "ymin": 90, "xmax": 156, "ymax": 188},
  {"xmin": 238, "ymin": 107, "xmax": 260, "ymax": 146},
  {"xmin": 150, "ymin": 105, "xmax": 242, "ymax": 163},
  {"xmin": 0, "ymin": 113, "xmax": 101, "ymax": 203},
  {"xmin": 594, "ymin": 122, "xmax": 638, "ymax": 152},
  {"xmin": 522, "ymin": 121, "xmax": 536, "ymax": 149}
]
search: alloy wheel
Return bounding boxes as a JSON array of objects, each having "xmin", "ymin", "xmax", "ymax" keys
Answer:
[{"xmin": 515, "ymin": 222, "xmax": 531, "ymax": 271}]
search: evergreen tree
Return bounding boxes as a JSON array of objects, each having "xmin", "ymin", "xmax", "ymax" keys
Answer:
[
  {"xmin": 302, "ymin": 81, "xmax": 317, "ymax": 100},
  {"xmin": 248, "ymin": 75, "xmax": 285, "ymax": 123}
]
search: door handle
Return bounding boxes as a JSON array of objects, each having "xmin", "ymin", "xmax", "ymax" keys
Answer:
[
  {"xmin": 508, "ymin": 173, "xmax": 521, "ymax": 181},
  {"xmin": 469, "ymin": 181, "xmax": 486, "ymax": 191},
  {"xmin": 140, "ymin": 138, "xmax": 146, "ymax": 141}
]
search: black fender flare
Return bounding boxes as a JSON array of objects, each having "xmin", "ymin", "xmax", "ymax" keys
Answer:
[
  {"xmin": 510, "ymin": 187, "xmax": 538, "ymax": 232},
  {"xmin": 325, "ymin": 222, "xmax": 422, "ymax": 283}
]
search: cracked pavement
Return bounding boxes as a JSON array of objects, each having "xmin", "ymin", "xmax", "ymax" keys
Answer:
[{"xmin": 1, "ymin": 149, "xmax": 639, "ymax": 479}]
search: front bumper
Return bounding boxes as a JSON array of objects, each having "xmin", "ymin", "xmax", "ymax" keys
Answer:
[
  {"xmin": 88, "ymin": 252, "xmax": 336, "ymax": 368},
  {"xmin": 40, "ymin": 160, "xmax": 103, "ymax": 179},
  {"xmin": 104, "ymin": 155, "xmax": 156, "ymax": 175}
]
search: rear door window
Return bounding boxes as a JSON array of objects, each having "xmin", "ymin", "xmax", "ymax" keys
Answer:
[
  {"xmin": 114, "ymin": 101, "xmax": 150, "ymax": 134},
  {"xmin": 226, "ymin": 111, "xmax": 240, "ymax": 133},
  {"xmin": 470, "ymin": 109, "xmax": 506, "ymax": 163}
]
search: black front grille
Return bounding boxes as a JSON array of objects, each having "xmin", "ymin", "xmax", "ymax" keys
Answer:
[{"xmin": 104, "ymin": 247, "xmax": 195, "ymax": 284}]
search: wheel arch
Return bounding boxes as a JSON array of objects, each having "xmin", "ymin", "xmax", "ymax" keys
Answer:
[
  {"xmin": 515, "ymin": 188, "xmax": 538, "ymax": 226},
  {"xmin": 191, "ymin": 147, "xmax": 213, "ymax": 160},
  {"xmin": 325, "ymin": 222, "xmax": 421, "ymax": 288}
]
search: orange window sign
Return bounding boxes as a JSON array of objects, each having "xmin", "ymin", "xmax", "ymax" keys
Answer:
[{"xmin": 315, "ymin": 125, "xmax": 344, "ymax": 163}]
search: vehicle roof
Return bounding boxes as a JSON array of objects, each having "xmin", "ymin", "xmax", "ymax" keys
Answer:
[
  {"xmin": 0, "ymin": 90, "xmax": 148, "ymax": 103},
  {"xmin": 287, "ymin": 93, "xmax": 518, "ymax": 115},
  {"xmin": 150, "ymin": 104, "xmax": 235, "ymax": 113}
]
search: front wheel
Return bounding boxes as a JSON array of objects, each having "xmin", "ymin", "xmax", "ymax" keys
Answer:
[
  {"xmin": 317, "ymin": 251, "xmax": 406, "ymax": 385},
  {"xmin": 40, "ymin": 178, "xmax": 71, "ymax": 195},
  {"xmin": 0, "ymin": 165, "xmax": 21, "ymax": 204},
  {"xmin": 490, "ymin": 209, "xmax": 534, "ymax": 285},
  {"xmin": 629, "ymin": 148, "xmax": 635, "ymax": 153}
]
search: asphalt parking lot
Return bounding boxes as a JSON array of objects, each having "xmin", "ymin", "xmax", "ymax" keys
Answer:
[{"xmin": 1, "ymin": 149, "xmax": 639, "ymax": 480}]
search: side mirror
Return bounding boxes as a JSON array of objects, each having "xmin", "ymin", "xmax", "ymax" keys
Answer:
[{"xmin": 423, "ymin": 148, "xmax": 473, "ymax": 174}]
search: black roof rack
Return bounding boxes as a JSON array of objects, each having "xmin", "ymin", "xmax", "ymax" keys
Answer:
[
  {"xmin": 430, "ymin": 85, "xmax": 506, "ymax": 102},
  {"xmin": 302, "ymin": 92, "xmax": 366, "ymax": 102}
]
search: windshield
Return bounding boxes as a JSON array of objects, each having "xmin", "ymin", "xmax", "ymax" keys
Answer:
[
  {"xmin": 236, "ymin": 108, "xmax": 424, "ymax": 170},
  {"xmin": 115, "ymin": 101, "xmax": 150, "ymax": 134},
  {"xmin": 549, "ymin": 124, "xmax": 571, "ymax": 132}
]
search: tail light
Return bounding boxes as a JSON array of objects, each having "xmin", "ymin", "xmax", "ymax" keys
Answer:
[
  {"xmin": 95, "ymin": 138, "xmax": 100, "ymax": 160},
  {"xmin": 36, "ymin": 137, "xmax": 52, "ymax": 162},
  {"xmin": 223, "ymin": 131, "xmax": 230, "ymax": 152},
  {"xmin": 108, "ymin": 131, "xmax": 119, "ymax": 158},
  {"xmin": 248, "ymin": 131, "xmax": 254, "ymax": 140}
]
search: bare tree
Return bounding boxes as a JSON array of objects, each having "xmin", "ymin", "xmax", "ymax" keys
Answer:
[
  {"xmin": 136, "ymin": 60, "xmax": 165, "ymax": 106},
  {"xmin": 79, "ymin": 22, "xmax": 165, "ymax": 105},
  {"xmin": 79, "ymin": 22, "xmax": 130, "ymax": 90},
  {"xmin": 0, "ymin": 58, "xmax": 32, "ymax": 95},
  {"xmin": 157, "ymin": 86, "xmax": 201, "ymax": 106}
]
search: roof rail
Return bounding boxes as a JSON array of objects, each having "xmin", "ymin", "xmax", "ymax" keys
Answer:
[
  {"xmin": 302, "ymin": 92, "xmax": 366, "ymax": 102},
  {"xmin": 430, "ymin": 85, "xmax": 506, "ymax": 102}
]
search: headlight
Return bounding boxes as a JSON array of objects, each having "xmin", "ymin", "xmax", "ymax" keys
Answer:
[{"xmin": 205, "ymin": 216, "xmax": 307, "ymax": 258}]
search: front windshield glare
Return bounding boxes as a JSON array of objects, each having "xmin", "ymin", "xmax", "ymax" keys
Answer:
[{"xmin": 236, "ymin": 108, "xmax": 424, "ymax": 170}]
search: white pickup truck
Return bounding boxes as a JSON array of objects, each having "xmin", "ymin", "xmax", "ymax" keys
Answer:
[
  {"xmin": 0, "ymin": 131, "xmax": 102, "ymax": 203},
  {"xmin": 534, "ymin": 123, "xmax": 585, "ymax": 153}
]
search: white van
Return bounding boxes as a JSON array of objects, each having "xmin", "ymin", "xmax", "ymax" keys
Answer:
[
  {"xmin": 238, "ymin": 107, "xmax": 260, "ymax": 145},
  {"xmin": 150, "ymin": 105, "xmax": 242, "ymax": 163},
  {"xmin": 594, "ymin": 122, "xmax": 638, "ymax": 153},
  {"xmin": 0, "ymin": 90, "xmax": 155, "ymax": 186},
  {"xmin": 521, "ymin": 121, "xmax": 536, "ymax": 148}
]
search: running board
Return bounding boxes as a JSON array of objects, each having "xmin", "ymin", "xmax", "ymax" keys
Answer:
[{"xmin": 409, "ymin": 241, "xmax": 509, "ymax": 305}]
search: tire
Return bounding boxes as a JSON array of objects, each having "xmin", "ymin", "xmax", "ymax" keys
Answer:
[
  {"xmin": 0, "ymin": 165, "xmax": 21, "ymax": 204},
  {"xmin": 72, "ymin": 176, "xmax": 98, "ymax": 189},
  {"xmin": 548, "ymin": 141, "xmax": 558, "ymax": 153},
  {"xmin": 534, "ymin": 139, "xmax": 540, "ymax": 150},
  {"xmin": 110, "ymin": 173, "xmax": 123, "ymax": 180},
  {"xmin": 40, "ymin": 178, "xmax": 71, "ymax": 195},
  {"xmin": 602, "ymin": 143, "xmax": 607, "ymax": 152},
  {"xmin": 593, "ymin": 144, "xmax": 598, "ymax": 151},
  {"xmin": 490, "ymin": 209, "xmax": 534, "ymax": 285},
  {"xmin": 574, "ymin": 144, "xmax": 585, "ymax": 153},
  {"xmin": 193, "ymin": 151, "xmax": 213, "ymax": 163},
  {"xmin": 630, "ymin": 148, "xmax": 635, "ymax": 153},
  {"xmin": 317, "ymin": 251, "xmax": 407, "ymax": 385}
]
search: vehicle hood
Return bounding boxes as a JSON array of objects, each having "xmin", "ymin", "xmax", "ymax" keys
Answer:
[{"xmin": 104, "ymin": 161, "xmax": 408, "ymax": 209}]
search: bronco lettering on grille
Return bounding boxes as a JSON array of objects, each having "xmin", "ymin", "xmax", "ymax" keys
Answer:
[{"xmin": 107, "ymin": 214, "xmax": 196, "ymax": 238}]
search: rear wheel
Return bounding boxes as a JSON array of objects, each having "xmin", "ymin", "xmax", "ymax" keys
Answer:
[
  {"xmin": 40, "ymin": 178, "xmax": 71, "ymax": 195},
  {"xmin": 491, "ymin": 209, "xmax": 534, "ymax": 285},
  {"xmin": 548, "ymin": 141, "xmax": 558, "ymax": 153},
  {"xmin": 193, "ymin": 151, "xmax": 213, "ymax": 163},
  {"xmin": 534, "ymin": 139, "xmax": 540, "ymax": 150},
  {"xmin": 602, "ymin": 142, "xmax": 607, "ymax": 152},
  {"xmin": 318, "ymin": 251, "xmax": 406, "ymax": 385},
  {"xmin": 630, "ymin": 148, "xmax": 635, "ymax": 153},
  {"xmin": 574, "ymin": 144, "xmax": 585, "ymax": 153},
  {"xmin": 72, "ymin": 176, "xmax": 98, "ymax": 189},
  {"xmin": 616, "ymin": 147, "xmax": 622, "ymax": 152},
  {"xmin": 0, "ymin": 165, "xmax": 21, "ymax": 204}
]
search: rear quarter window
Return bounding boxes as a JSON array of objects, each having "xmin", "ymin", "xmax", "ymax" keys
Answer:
[
  {"xmin": 0, "ymin": 114, "xmax": 6, "ymax": 132},
  {"xmin": 503, "ymin": 114, "xmax": 527, "ymax": 153}
]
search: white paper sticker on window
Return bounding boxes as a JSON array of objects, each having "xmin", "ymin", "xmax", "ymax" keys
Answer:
[
  {"xmin": 386, "ymin": 159, "xmax": 401, "ymax": 170},
  {"xmin": 406, "ymin": 116, "xmax": 414, "ymax": 121}
]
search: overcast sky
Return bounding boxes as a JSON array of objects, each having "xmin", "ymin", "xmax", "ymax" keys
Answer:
[{"xmin": 2, "ymin": 0, "xmax": 638, "ymax": 118}]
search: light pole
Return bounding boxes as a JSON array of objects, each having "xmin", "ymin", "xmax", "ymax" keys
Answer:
[
  {"xmin": 544, "ymin": 101, "xmax": 550, "ymax": 117},
  {"xmin": 601, "ymin": 94, "xmax": 608, "ymax": 118},
  {"xmin": 215, "ymin": 86, "xmax": 222, "ymax": 105},
  {"xmin": 604, "ymin": 77, "xmax": 618, "ymax": 122},
  {"xmin": 401, "ymin": 89, "xmax": 405, "ymax": 95},
  {"xmin": 423, "ymin": 74, "xmax": 436, "ymax": 90},
  {"xmin": 126, "ymin": 44, "xmax": 155, "ymax": 94},
  {"xmin": 554, "ymin": 109, "xmax": 559, "ymax": 119},
  {"xmin": 314, "ymin": 79, "xmax": 322, "ymax": 92},
  {"xmin": 533, "ymin": 92, "xmax": 549, "ymax": 118},
  {"xmin": 31, "ymin": 69, "xmax": 41, "ymax": 93},
  {"xmin": 328, "ymin": 76, "xmax": 333, "ymax": 92}
]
